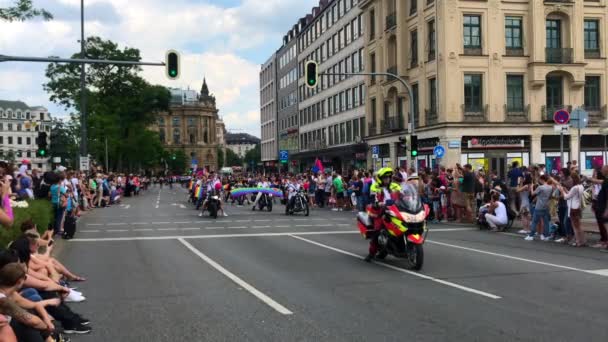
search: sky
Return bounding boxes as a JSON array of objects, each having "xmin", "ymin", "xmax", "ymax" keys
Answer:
[{"xmin": 0, "ymin": 0, "xmax": 319, "ymax": 137}]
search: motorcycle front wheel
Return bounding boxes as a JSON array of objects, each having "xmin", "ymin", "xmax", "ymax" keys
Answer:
[
  {"xmin": 267, "ymin": 200, "xmax": 273, "ymax": 212},
  {"xmin": 406, "ymin": 243, "xmax": 424, "ymax": 270},
  {"xmin": 303, "ymin": 201, "xmax": 309, "ymax": 216}
]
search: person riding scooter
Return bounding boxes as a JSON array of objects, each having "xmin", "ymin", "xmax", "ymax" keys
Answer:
[{"xmin": 365, "ymin": 167, "xmax": 402, "ymax": 262}]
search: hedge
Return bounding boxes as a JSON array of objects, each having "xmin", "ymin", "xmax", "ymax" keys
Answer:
[{"xmin": 1, "ymin": 199, "xmax": 54, "ymax": 248}]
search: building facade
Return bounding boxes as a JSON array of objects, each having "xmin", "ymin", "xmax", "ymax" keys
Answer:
[
  {"xmin": 260, "ymin": 53, "xmax": 278, "ymax": 169},
  {"xmin": 277, "ymin": 24, "xmax": 301, "ymax": 172},
  {"xmin": 216, "ymin": 118, "xmax": 227, "ymax": 167},
  {"xmin": 293, "ymin": 0, "xmax": 368, "ymax": 173},
  {"xmin": 0, "ymin": 100, "xmax": 52, "ymax": 171},
  {"xmin": 225, "ymin": 132, "xmax": 261, "ymax": 158},
  {"xmin": 153, "ymin": 80, "xmax": 219, "ymax": 171},
  {"xmin": 360, "ymin": 0, "xmax": 608, "ymax": 176}
]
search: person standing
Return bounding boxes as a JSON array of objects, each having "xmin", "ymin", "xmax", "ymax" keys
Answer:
[
  {"xmin": 590, "ymin": 166, "xmax": 608, "ymax": 249},
  {"xmin": 332, "ymin": 171, "xmax": 345, "ymax": 211},
  {"xmin": 558, "ymin": 173, "xmax": 586, "ymax": 247},
  {"xmin": 507, "ymin": 161, "xmax": 523, "ymax": 214},
  {"xmin": 525, "ymin": 175, "xmax": 553, "ymax": 241},
  {"xmin": 461, "ymin": 164, "xmax": 476, "ymax": 223},
  {"xmin": 324, "ymin": 171, "xmax": 333, "ymax": 208}
]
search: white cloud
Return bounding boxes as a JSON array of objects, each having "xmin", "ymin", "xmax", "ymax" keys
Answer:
[{"xmin": 0, "ymin": 0, "xmax": 319, "ymax": 137}]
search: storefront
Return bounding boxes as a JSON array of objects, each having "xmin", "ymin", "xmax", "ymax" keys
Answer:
[
  {"xmin": 293, "ymin": 143, "xmax": 368, "ymax": 174},
  {"xmin": 460, "ymin": 136, "xmax": 530, "ymax": 178},
  {"xmin": 540, "ymin": 135, "xmax": 571, "ymax": 176},
  {"xmin": 416, "ymin": 138, "xmax": 440, "ymax": 171},
  {"xmin": 579, "ymin": 135, "xmax": 606, "ymax": 175}
]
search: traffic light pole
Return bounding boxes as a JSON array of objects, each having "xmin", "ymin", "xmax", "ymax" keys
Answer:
[
  {"xmin": 320, "ymin": 71, "xmax": 418, "ymax": 175},
  {"xmin": 0, "ymin": 55, "xmax": 166, "ymax": 66}
]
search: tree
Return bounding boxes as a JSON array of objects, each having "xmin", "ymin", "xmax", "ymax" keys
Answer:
[
  {"xmin": 48, "ymin": 116, "xmax": 80, "ymax": 169},
  {"xmin": 0, "ymin": 0, "xmax": 52, "ymax": 22},
  {"xmin": 225, "ymin": 149, "xmax": 242, "ymax": 167},
  {"xmin": 243, "ymin": 144, "xmax": 261, "ymax": 170},
  {"xmin": 44, "ymin": 37, "xmax": 171, "ymax": 172},
  {"xmin": 165, "ymin": 149, "xmax": 187, "ymax": 174},
  {"xmin": 216, "ymin": 147, "xmax": 225, "ymax": 168}
]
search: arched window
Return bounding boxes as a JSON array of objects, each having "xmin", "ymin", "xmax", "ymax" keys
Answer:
[{"xmin": 173, "ymin": 128, "xmax": 181, "ymax": 144}]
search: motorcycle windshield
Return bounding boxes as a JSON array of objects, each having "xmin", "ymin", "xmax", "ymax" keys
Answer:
[{"xmin": 396, "ymin": 184, "xmax": 423, "ymax": 214}]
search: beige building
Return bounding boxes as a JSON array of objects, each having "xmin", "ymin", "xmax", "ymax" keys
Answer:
[
  {"xmin": 360, "ymin": 0, "xmax": 608, "ymax": 176},
  {"xmin": 152, "ymin": 80, "xmax": 219, "ymax": 171}
]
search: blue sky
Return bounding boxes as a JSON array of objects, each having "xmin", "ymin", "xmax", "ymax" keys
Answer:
[{"xmin": 0, "ymin": 0, "xmax": 319, "ymax": 137}]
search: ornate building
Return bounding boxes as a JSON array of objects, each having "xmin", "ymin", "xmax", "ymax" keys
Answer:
[{"xmin": 154, "ymin": 79, "xmax": 219, "ymax": 171}]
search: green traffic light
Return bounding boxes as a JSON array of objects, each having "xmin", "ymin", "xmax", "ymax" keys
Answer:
[
  {"xmin": 170, "ymin": 70, "xmax": 177, "ymax": 76},
  {"xmin": 411, "ymin": 151, "xmax": 418, "ymax": 157}
]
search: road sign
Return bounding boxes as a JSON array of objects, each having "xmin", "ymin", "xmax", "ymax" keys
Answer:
[
  {"xmin": 279, "ymin": 150, "xmax": 289, "ymax": 162},
  {"xmin": 79, "ymin": 156, "xmax": 89, "ymax": 171},
  {"xmin": 570, "ymin": 108, "xmax": 589, "ymax": 129},
  {"xmin": 448, "ymin": 140, "xmax": 460, "ymax": 149},
  {"xmin": 553, "ymin": 109, "xmax": 570, "ymax": 125},
  {"xmin": 371, "ymin": 145, "xmax": 379, "ymax": 159},
  {"xmin": 433, "ymin": 145, "xmax": 446, "ymax": 158},
  {"xmin": 553, "ymin": 125, "xmax": 570, "ymax": 134}
]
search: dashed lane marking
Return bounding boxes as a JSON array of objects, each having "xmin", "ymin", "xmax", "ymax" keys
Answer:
[
  {"xmin": 81, "ymin": 230, "xmax": 100, "ymax": 233},
  {"xmin": 107, "ymin": 229, "xmax": 128, "ymax": 232},
  {"xmin": 158, "ymin": 228, "xmax": 178, "ymax": 231},
  {"xmin": 134, "ymin": 228, "xmax": 154, "ymax": 232},
  {"xmin": 181, "ymin": 228, "xmax": 201, "ymax": 231}
]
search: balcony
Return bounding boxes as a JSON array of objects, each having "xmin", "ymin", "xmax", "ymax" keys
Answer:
[
  {"xmin": 504, "ymin": 104, "xmax": 530, "ymax": 122},
  {"xmin": 386, "ymin": 12, "xmax": 396, "ymax": 31},
  {"xmin": 584, "ymin": 105, "xmax": 607, "ymax": 124},
  {"xmin": 461, "ymin": 104, "xmax": 488, "ymax": 122},
  {"xmin": 381, "ymin": 116, "xmax": 404, "ymax": 133},
  {"xmin": 546, "ymin": 48, "xmax": 573, "ymax": 64},
  {"xmin": 585, "ymin": 49, "xmax": 601, "ymax": 59},
  {"xmin": 541, "ymin": 105, "xmax": 572, "ymax": 122},
  {"xmin": 505, "ymin": 48, "xmax": 524, "ymax": 57},
  {"xmin": 425, "ymin": 109, "xmax": 438, "ymax": 126},
  {"xmin": 544, "ymin": 0, "xmax": 574, "ymax": 3},
  {"xmin": 367, "ymin": 123, "xmax": 379, "ymax": 137}
]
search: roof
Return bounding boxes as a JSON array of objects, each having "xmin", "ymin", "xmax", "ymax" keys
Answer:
[
  {"xmin": 0, "ymin": 100, "xmax": 31, "ymax": 111},
  {"xmin": 225, "ymin": 132, "xmax": 261, "ymax": 145}
]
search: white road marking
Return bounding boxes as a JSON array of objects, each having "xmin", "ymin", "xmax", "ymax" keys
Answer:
[
  {"xmin": 70, "ymin": 230, "xmax": 358, "ymax": 241},
  {"xmin": 427, "ymin": 240, "xmax": 607, "ymax": 276},
  {"xmin": 132, "ymin": 222, "xmax": 148, "ymax": 225},
  {"xmin": 181, "ymin": 228, "xmax": 201, "ymax": 231},
  {"xmin": 134, "ymin": 228, "xmax": 154, "ymax": 232},
  {"xmin": 314, "ymin": 224, "xmax": 332, "ymax": 227},
  {"xmin": 87, "ymin": 224, "xmax": 103, "ymax": 226},
  {"xmin": 274, "ymin": 225, "xmax": 291, "ymax": 228},
  {"xmin": 124, "ymin": 205, "xmax": 131, "ymax": 209},
  {"xmin": 174, "ymin": 222, "xmax": 191, "ymax": 224},
  {"xmin": 158, "ymin": 228, "xmax": 178, "ymax": 231},
  {"xmin": 107, "ymin": 229, "xmax": 128, "ymax": 232},
  {"xmin": 254, "ymin": 220, "xmax": 271, "ymax": 222},
  {"xmin": 81, "ymin": 230, "xmax": 100, "ymax": 233},
  {"xmin": 228, "ymin": 226, "xmax": 248, "ymax": 229},
  {"xmin": 290, "ymin": 235, "xmax": 501, "ymax": 300},
  {"xmin": 235, "ymin": 220, "xmax": 249, "ymax": 222},
  {"xmin": 586, "ymin": 269, "xmax": 608, "ymax": 277},
  {"xmin": 155, "ymin": 205, "xmax": 159, "ymax": 209},
  {"xmin": 152, "ymin": 222, "xmax": 170, "ymax": 225},
  {"xmin": 178, "ymin": 238, "xmax": 293, "ymax": 315},
  {"xmin": 252, "ymin": 226, "xmax": 271, "ymax": 229},
  {"xmin": 295, "ymin": 225, "xmax": 309, "ymax": 227},
  {"xmin": 180, "ymin": 204, "xmax": 186, "ymax": 209},
  {"xmin": 107, "ymin": 223, "xmax": 126, "ymax": 226}
]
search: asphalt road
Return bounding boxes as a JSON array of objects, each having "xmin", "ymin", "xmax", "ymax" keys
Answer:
[{"xmin": 57, "ymin": 185, "xmax": 608, "ymax": 342}]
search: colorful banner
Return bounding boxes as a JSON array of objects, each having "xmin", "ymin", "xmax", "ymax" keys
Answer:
[{"xmin": 230, "ymin": 187, "xmax": 284, "ymax": 198}]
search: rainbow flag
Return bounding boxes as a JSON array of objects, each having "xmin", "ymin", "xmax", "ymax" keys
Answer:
[
  {"xmin": 312, "ymin": 158, "xmax": 324, "ymax": 174},
  {"xmin": 230, "ymin": 187, "xmax": 284, "ymax": 198}
]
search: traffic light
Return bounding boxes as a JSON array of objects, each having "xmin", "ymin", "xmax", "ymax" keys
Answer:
[
  {"xmin": 171, "ymin": 154, "xmax": 176, "ymax": 160},
  {"xmin": 305, "ymin": 61, "xmax": 318, "ymax": 88},
  {"xmin": 410, "ymin": 135, "xmax": 418, "ymax": 157},
  {"xmin": 398, "ymin": 136, "xmax": 408, "ymax": 149},
  {"xmin": 36, "ymin": 132, "xmax": 48, "ymax": 157},
  {"xmin": 165, "ymin": 50, "xmax": 180, "ymax": 80}
]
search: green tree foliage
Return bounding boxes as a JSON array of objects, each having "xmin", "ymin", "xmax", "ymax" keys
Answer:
[
  {"xmin": 48, "ymin": 115, "xmax": 80, "ymax": 169},
  {"xmin": 225, "ymin": 148, "xmax": 242, "ymax": 167},
  {"xmin": 243, "ymin": 144, "xmax": 261, "ymax": 167},
  {"xmin": 0, "ymin": 0, "xmax": 52, "ymax": 22},
  {"xmin": 165, "ymin": 149, "xmax": 187, "ymax": 174},
  {"xmin": 44, "ymin": 37, "xmax": 171, "ymax": 172},
  {"xmin": 217, "ymin": 147, "xmax": 225, "ymax": 168}
]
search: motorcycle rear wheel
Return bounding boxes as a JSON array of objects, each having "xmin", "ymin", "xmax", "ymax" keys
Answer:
[
  {"xmin": 406, "ymin": 243, "xmax": 424, "ymax": 270},
  {"xmin": 376, "ymin": 250, "xmax": 388, "ymax": 260}
]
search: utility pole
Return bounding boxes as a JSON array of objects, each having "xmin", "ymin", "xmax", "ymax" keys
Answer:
[{"xmin": 80, "ymin": 0, "xmax": 87, "ymax": 160}]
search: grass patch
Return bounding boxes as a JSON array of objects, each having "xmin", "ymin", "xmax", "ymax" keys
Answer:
[{"xmin": 1, "ymin": 199, "xmax": 54, "ymax": 248}]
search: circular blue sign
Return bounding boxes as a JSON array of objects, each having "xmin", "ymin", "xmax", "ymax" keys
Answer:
[
  {"xmin": 433, "ymin": 145, "xmax": 445, "ymax": 158},
  {"xmin": 553, "ymin": 109, "xmax": 570, "ymax": 125}
]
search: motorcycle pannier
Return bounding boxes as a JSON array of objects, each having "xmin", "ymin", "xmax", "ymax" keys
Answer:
[{"xmin": 357, "ymin": 212, "xmax": 374, "ymax": 238}]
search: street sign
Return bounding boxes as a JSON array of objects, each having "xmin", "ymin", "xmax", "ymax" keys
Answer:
[
  {"xmin": 279, "ymin": 150, "xmax": 289, "ymax": 162},
  {"xmin": 554, "ymin": 125, "xmax": 570, "ymax": 134},
  {"xmin": 371, "ymin": 145, "xmax": 379, "ymax": 159},
  {"xmin": 553, "ymin": 109, "xmax": 570, "ymax": 125},
  {"xmin": 433, "ymin": 145, "xmax": 446, "ymax": 158},
  {"xmin": 448, "ymin": 140, "xmax": 460, "ymax": 149},
  {"xmin": 570, "ymin": 108, "xmax": 589, "ymax": 129},
  {"xmin": 79, "ymin": 156, "xmax": 89, "ymax": 171}
]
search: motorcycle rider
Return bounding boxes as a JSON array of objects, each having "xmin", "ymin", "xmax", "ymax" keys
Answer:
[
  {"xmin": 252, "ymin": 177, "xmax": 270, "ymax": 211},
  {"xmin": 285, "ymin": 176, "xmax": 301, "ymax": 213},
  {"xmin": 365, "ymin": 167, "xmax": 402, "ymax": 262}
]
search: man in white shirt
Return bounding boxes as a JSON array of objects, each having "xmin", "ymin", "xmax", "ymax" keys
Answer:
[
  {"xmin": 485, "ymin": 192, "xmax": 508, "ymax": 231},
  {"xmin": 252, "ymin": 177, "xmax": 270, "ymax": 209}
]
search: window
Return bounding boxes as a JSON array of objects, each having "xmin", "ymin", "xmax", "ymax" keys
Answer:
[
  {"xmin": 340, "ymin": 123, "xmax": 346, "ymax": 144},
  {"xmin": 8, "ymin": 137, "xmax": 12, "ymax": 145},
  {"xmin": 17, "ymin": 137, "xmax": 22, "ymax": 145},
  {"xmin": 412, "ymin": 83, "xmax": 419, "ymax": 123},
  {"xmin": 410, "ymin": 0, "xmax": 417, "ymax": 15},
  {"xmin": 506, "ymin": 75, "xmax": 524, "ymax": 112},
  {"xmin": 338, "ymin": 29, "xmax": 344, "ymax": 49},
  {"xmin": 429, "ymin": 78, "xmax": 437, "ymax": 113},
  {"xmin": 334, "ymin": 125, "xmax": 339, "ymax": 145},
  {"xmin": 26, "ymin": 137, "xmax": 31, "ymax": 145},
  {"xmin": 409, "ymin": 30, "xmax": 419, "ymax": 68},
  {"xmin": 371, "ymin": 98, "xmax": 377, "ymax": 126},
  {"xmin": 505, "ymin": 17, "xmax": 523, "ymax": 53},
  {"xmin": 585, "ymin": 76, "xmax": 601, "ymax": 110},
  {"xmin": 17, "ymin": 124, "xmax": 22, "ymax": 131},
  {"xmin": 369, "ymin": 9, "xmax": 375, "ymax": 39},
  {"xmin": 172, "ymin": 117, "xmax": 180, "ymax": 126},
  {"xmin": 428, "ymin": 20, "xmax": 436, "ymax": 61},
  {"xmin": 370, "ymin": 53, "xmax": 376, "ymax": 84},
  {"xmin": 346, "ymin": 23, "xmax": 351, "ymax": 45},
  {"xmin": 353, "ymin": 119, "xmax": 359, "ymax": 139},
  {"xmin": 329, "ymin": 125, "xmax": 334, "ymax": 145},
  {"xmin": 464, "ymin": 74, "xmax": 483, "ymax": 113},
  {"xmin": 0, "ymin": 137, "xmax": 2, "ymax": 144},
  {"xmin": 584, "ymin": 20, "xmax": 600, "ymax": 58},
  {"xmin": 358, "ymin": 14, "xmax": 363, "ymax": 37},
  {"xmin": 463, "ymin": 15, "xmax": 482, "ymax": 53},
  {"xmin": 346, "ymin": 121, "xmax": 352, "ymax": 142},
  {"xmin": 353, "ymin": 87, "xmax": 359, "ymax": 107},
  {"xmin": 353, "ymin": 52, "xmax": 359, "ymax": 72},
  {"xmin": 173, "ymin": 128, "xmax": 181, "ymax": 144},
  {"xmin": 346, "ymin": 90, "xmax": 352, "ymax": 110},
  {"xmin": 353, "ymin": 19, "xmax": 359, "ymax": 39},
  {"xmin": 333, "ymin": 34, "xmax": 338, "ymax": 54}
]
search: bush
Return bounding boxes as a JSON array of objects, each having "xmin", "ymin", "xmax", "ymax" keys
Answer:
[{"xmin": 0, "ymin": 199, "xmax": 54, "ymax": 248}]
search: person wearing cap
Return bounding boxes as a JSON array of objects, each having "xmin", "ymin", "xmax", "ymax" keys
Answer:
[{"xmin": 364, "ymin": 167, "xmax": 402, "ymax": 262}]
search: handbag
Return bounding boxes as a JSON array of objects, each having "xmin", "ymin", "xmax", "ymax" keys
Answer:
[{"xmin": 58, "ymin": 186, "xmax": 67, "ymax": 208}]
